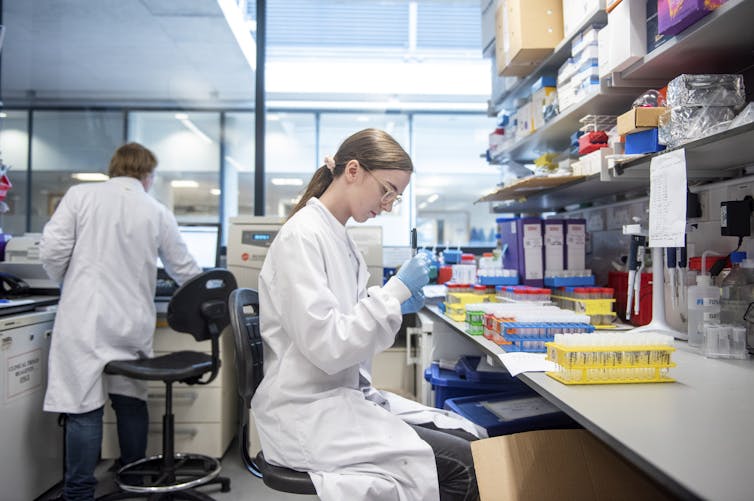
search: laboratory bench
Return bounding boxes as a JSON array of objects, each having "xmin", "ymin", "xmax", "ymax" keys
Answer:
[{"xmin": 422, "ymin": 304, "xmax": 754, "ymax": 501}]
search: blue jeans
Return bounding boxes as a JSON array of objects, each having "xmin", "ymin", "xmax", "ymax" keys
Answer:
[{"xmin": 63, "ymin": 393, "xmax": 148, "ymax": 501}]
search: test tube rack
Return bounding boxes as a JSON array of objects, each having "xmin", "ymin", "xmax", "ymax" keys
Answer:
[
  {"xmin": 550, "ymin": 295, "xmax": 617, "ymax": 328},
  {"xmin": 500, "ymin": 323, "xmax": 596, "ymax": 353},
  {"xmin": 545, "ymin": 341, "xmax": 676, "ymax": 385}
]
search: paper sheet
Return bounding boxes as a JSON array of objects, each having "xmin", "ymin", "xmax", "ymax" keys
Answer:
[
  {"xmin": 497, "ymin": 352, "xmax": 559, "ymax": 377},
  {"xmin": 648, "ymin": 148, "xmax": 687, "ymax": 248}
]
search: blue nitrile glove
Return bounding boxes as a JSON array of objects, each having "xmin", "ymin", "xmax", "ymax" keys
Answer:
[
  {"xmin": 401, "ymin": 289, "xmax": 425, "ymax": 315},
  {"xmin": 396, "ymin": 254, "xmax": 430, "ymax": 294}
]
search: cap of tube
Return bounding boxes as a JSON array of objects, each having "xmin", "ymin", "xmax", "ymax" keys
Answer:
[{"xmin": 696, "ymin": 274, "xmax": 712, "ymax": 286}]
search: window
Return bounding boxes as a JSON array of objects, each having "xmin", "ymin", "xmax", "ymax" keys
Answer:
[
  {"xmin": 129, "ymin": 111, "xmax": 221, "ymax": 224},
  {"xmin": 265, "ymin": 112, "xmax": 316, "ymax": 217},
  {"xmin": 412, "ymin": 114, "xmax": 500, "ymax": 248},
  {"xmin": 30, "ymin": 110, "xmax": 124, "ymax": 231},
  {"xmin": 0, "ymin": 110, "xmax": 30, "ymax": 235}
]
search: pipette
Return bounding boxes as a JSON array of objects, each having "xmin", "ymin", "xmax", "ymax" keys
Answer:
[
  {"xmin": 634, "ymin": 246, "xmax": 645, "ymax": 316},
  {"xmin": 626, "ymin": 234, "xmax": 646, "ymax": 319}
]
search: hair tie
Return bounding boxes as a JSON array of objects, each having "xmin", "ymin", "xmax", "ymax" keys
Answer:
[{"xmin": 324, "ymin": 155, "xmax": 336, "ymax": 173}]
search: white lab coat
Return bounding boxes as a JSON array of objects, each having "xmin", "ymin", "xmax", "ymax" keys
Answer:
[
  {"xmin": 40, "ymin": 177, "xmax": 201, "ymax": 414},
  {"xmin": 254, "ymin": 198, "xmax": 483, "ymax": 501}
]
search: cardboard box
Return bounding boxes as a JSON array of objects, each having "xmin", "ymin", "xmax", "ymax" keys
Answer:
[
  {"xmin": 471, "ymin": 429, "xmax": 673, "ymax": 500},
  {"xmin": 617, "ymin": 107, "xmax": 667, "ymax": 135},
  {"xmin": 497, "ymin": 0, "xmax": 563, "ymax": 76}
]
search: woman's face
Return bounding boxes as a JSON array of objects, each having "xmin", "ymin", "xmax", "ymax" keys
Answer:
[{"xmin": 350, "ymin": 162, "xmax": 411, "ymax": 223}]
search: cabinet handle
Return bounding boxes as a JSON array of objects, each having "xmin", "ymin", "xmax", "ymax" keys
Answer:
[{"xmin": 147, "ymin": 391, "xmax": 198, "ymax": 404}]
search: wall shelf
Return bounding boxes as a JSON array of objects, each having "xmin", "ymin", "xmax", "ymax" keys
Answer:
[
  {"xmin": 483, "ymin": 0, "xmax": 754, "ymax": 213},
  {"xmin": 482, "ymin": 121, "xmax": 754, "ymax": 213},
  {"xmin": 491, "ymin": 7, "xmax": 607, "ymax": 113},
  {"xmin": 490, "ymin": 84, "xmax": 637, "ymax": 164},
  {"xmin": 619, "ymin": 0, "xmax": 754, "ymax": 82}
]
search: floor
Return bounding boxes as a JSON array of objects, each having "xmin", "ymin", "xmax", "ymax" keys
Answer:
[{"xmin": 38, "ymin": 437, "xmax": 319, "ymax": 501}]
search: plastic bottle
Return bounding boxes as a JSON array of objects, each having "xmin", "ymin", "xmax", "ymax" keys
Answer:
[
  {"xmin": 720, "ymin": 253, "xmax": 751, "ymax": 324},
  {"xmin": 718, "ymin": 256, "xmax": 754, "ymax": 353},
  {"xmin": 687, "ymin": 274, "xmax": 720, "ymax": 348}
]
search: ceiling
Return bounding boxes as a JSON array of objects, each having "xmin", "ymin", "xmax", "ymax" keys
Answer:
[{"xmin": 0, "ymin": 0, "xmax": 256, "ymax": 107}]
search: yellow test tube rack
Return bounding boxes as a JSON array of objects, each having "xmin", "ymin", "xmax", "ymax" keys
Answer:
[
  {"xmin": 550, "ymin": 295, "xmax": 617, "ymax": 328},
  {"xmin": 545, "ymin": 342, "xmax": 676, "ymax": 385}
]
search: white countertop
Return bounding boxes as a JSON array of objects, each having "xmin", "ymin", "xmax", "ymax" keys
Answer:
[{"xmin": 423, "ymin": 305, "xmax": 754, "ymax": 501}]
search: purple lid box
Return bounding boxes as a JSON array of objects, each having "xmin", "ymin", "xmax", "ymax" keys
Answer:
[{"xmin": 657, "ymin": 0, "xmax": 727, "ymax": 38}]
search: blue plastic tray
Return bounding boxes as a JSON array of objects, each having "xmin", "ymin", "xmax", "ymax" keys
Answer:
[
  {"xmin": 454, "ymin": 356, "xmax": 518, "ymax": 385},
  {"xmin": 424, "ymin": 363, "xmax": 518, "ymax": 409},
  {"xmin": 443, "ymin": 391, "xmax": 579, "ymax": 437}
]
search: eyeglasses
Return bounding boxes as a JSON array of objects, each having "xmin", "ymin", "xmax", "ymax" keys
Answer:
[{"xmin": 363, "ymin": 166, "xmax": 403, "ymax": 207}]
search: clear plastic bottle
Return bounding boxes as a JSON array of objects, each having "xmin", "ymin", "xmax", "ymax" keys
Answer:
[
  {"xmin": 718, "ymin": 256, "xmax": 754, "ymax": 353},
  {"xmin": 687, "ymin": 274, "xmax": 720, "ymax": 348},
  {"xmin": 720, "ymin": 253, "xmax": 752, "ymax": 324}
]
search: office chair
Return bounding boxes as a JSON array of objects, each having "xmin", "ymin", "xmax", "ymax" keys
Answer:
[
  {"xmin": 99, "ymin": 269, "xmax": 237, "ymax": 501},
  {"xmin": 229, "ymin": 288, "xmax": 317, "ymax": 495}
]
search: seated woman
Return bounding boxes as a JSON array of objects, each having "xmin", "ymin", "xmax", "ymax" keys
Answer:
[{"xmin": 253, "ymin": 128, "xmax": 483, "ymax": 501}]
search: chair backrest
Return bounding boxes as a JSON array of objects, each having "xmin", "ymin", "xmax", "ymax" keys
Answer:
[
  {"xmin": 229, "ymin": 288, "xmax": 263, "ymax": 406},
  {"xmin": 229, "ymin": 287, "xmax": 264, "ymax": 475},
  {"xmin": 167, "ymin": 269, "xmax": 237, "ymax": 384},
  {"xmin": 168, "ymin": 268, "xmax": 237, "ymax": 342}
]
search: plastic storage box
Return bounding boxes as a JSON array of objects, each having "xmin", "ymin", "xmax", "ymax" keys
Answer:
[
  {"xmin": 443, "ymin": 391, "xmax": 578, "ymax": 437},
  {"xmin": 424, "ymin": 362, "xmax": 520, "ymax": 409},
  {"xmin": 454, "ymin": 356, "xmax": 519, "ymax": 385}
]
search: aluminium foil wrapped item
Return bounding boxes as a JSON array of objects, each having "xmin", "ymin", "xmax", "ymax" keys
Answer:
[
  {"xmin": 658, "ymin": 105, "xmax": 736, "ymax": 148},
  {"xmin": 666, "ymin": 74, "xmax": 745, "ymax": 109}
]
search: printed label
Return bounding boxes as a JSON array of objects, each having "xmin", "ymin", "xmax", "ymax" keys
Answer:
[
  {"xmin": 695, "ymin": 297, "xmax": 720, "ymax": 307},
  {"xmin": 703, "ymin": 312, "xmax": 720, "ymax": 322},
  {"xmin": 6, "ymin": 348, "xmax": 43, "ymax": 399}
]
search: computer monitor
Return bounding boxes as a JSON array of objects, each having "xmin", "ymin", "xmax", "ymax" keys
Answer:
[{"xmin": 158, "ymin": 224, "xmax": 221, "ymax": 270}]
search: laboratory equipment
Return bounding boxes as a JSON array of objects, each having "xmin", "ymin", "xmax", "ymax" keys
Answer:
[
  {"xmin": 226, "ymin": 216, "xmax": 284, "ymax": 289},
  {"xmin": 346, "ymin": 225, "xmax": 384, "ymax": 288},
  {"xmin": 3, "ymin": 233, "xmax": 43, "ymax": 263},
  {"xmin": 0, "ymin": 310, "xmax": 63, "ymax": 501},
  {"xmin": 625, "ymin": 233, "xmax": 647, "ymax": 320},
  {"xmin": 410, "ymin": 227, "xmax": 417, "ymax": 257}
]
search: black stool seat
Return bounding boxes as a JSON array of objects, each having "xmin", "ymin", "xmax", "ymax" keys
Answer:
[
  {"xmin": 255, "ymin": 452, "xmax": 316, "ymax": 495},
  {"xmin": 98, "ymin": 270, "xmax": 236, "ymax": 501},
  {"xmin": 105, "ymin": 352, "xmax": 212, "ymax": 382}
]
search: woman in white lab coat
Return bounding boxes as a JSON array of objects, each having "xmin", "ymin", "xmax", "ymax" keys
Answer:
[
  {"xmin": 40, "ymin": 143, "xmax": 201, "ymax": 501},
  {"xmin": 254, "ymin": 128, "xmax": 481, "ymax": 501}
]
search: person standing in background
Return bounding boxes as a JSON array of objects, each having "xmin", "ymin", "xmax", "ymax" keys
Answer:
[{"xmin": 40, "ymin": 142, "xmax": 202, "ymax": 501}]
